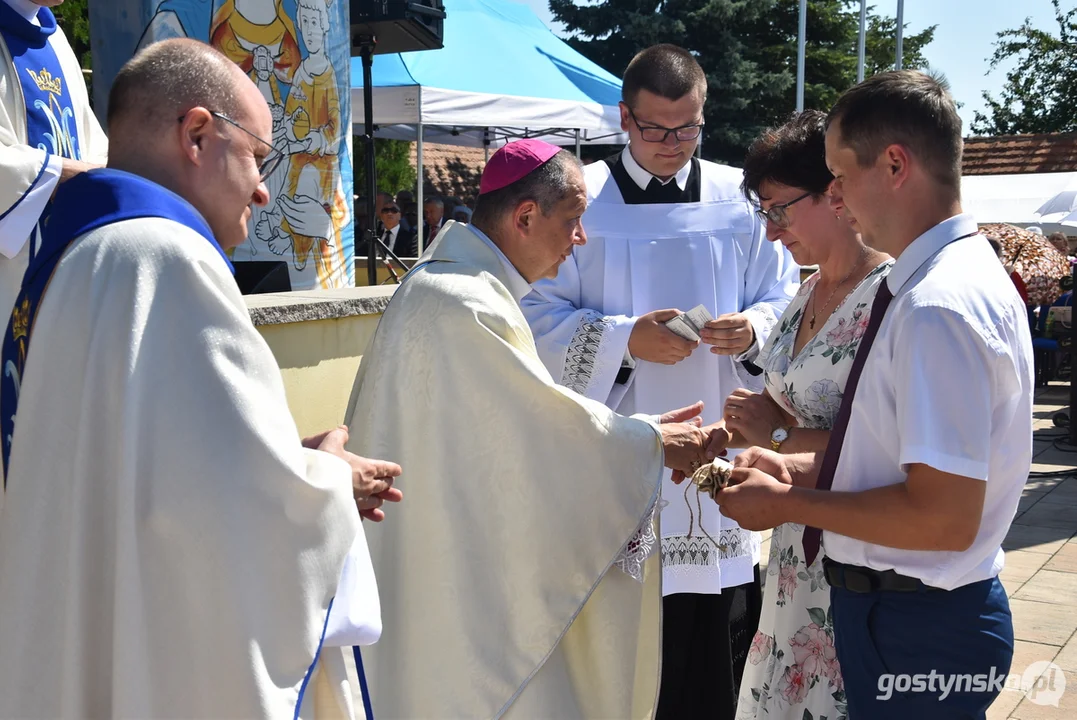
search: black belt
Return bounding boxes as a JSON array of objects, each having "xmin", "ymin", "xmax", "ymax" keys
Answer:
[{"xmin": 823, "ymin": 558, "xmax": 940, "ymax": 593}]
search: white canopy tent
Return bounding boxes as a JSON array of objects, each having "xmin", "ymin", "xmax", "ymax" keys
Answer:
[
  {"xmin": 962, "ymin": 172, "xmax": 1077, "ymax": 236},
  {"xmin": 350, "ymin": 0, "xmax": 628, "ymax": 255}
]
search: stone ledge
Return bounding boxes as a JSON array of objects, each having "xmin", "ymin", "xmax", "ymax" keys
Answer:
[{"xmin": 245, "ymin": 286, "xmax": 397, "ymax": 326}]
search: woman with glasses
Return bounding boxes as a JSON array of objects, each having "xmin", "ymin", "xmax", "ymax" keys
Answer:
[{"xmin": 723, "ymin": 111, "xmax": 891, "ymax": 720}]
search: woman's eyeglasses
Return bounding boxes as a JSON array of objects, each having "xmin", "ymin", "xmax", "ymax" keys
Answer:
[{"xmin": 756, "ymin": 191, "xmax": 812, "ymax": 228}]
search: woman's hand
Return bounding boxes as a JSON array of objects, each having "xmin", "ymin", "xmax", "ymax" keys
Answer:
[{"xmin": 723, "ymin": 388, "xmax": 788, "ymax": 449}]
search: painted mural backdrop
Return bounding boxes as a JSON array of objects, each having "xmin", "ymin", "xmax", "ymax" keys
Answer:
[{"xmin": 97, "ymin": 0, "xmax": 355, "ymax": 289}]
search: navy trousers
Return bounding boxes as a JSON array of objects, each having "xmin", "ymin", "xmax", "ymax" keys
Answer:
[{"xmin": 831, "ymin": 575, "xmax": 1013, "ymax": 719}]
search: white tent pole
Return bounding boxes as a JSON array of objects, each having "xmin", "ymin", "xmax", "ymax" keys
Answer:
[
  {"xmin": 416, "ymin": 88, "xmax": 425, "ymax": 256},
  {"xmin": 796, "ymin": 0, "xmax": 807, "ymax": 111},
  {"xmin": 575, "ymin": 129, "xmax": 581, "ymax": 159},
  {"xmin": 857, "ymin": 0, "xmax": 867, "ymax": 82},
  {"xmin": 484, "ymin": 128, "xmax": 490, "ymax": 162},
  {"xmin": 895, "ymin": 0, "xmax": 904, "ymax": 69}
]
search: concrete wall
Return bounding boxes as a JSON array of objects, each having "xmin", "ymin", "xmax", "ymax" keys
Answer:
[{"xmin": 247, "ymin": 286, "xmax": 395, "ymax": 437}]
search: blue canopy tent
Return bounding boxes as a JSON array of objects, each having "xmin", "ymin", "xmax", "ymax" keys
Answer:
[{"xmin": 350, "ymin": 0, "xmax": 627, "ymax": 252}]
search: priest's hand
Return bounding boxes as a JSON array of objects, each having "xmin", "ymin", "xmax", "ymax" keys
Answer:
[
  {"xmin": 701, "ymin": 313, "xmax": 755, "ymax": 355},
  {"xmin": 724, "ymin": 388, "xmax": 786, "ymax": 449},
  {"xmin": 712, "ymin": 468, "xmax": 791, "ymax": 531},
  {"xmin": 629, "ymin": 309, "xmax": 699, "ymax": 365},
  {"xmin": 304, "ymin": 426, "xmax": 404, "ymax": 522}
]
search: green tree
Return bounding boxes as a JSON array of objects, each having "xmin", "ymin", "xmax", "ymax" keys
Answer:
[
  {"xmin": 550, "ymin": 0, "xmax": 934, "ymax": 164},
  {"xmin": 52, "ymin": 0, "xmax": 92, "ymax": 68},
  {"xmin": 353, "ymin": 138, "xmax": 418, "ymax": 197},
  {"xmin": 971, "ymin": 0, "xmax": 1077, "ymax": 136}
]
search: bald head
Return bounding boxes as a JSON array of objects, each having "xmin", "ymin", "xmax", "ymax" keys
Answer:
[
  {"xmin": 107, "ymin": 39, "xmax": 243, "ymax": 143},
  {"xmin": 106, "ymin": 38, "xmax": 274, "ymax": 251}
]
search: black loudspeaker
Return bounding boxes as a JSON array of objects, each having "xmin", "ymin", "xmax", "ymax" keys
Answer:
[
  {"xmin": 350, "ymin": 0, "xmax": 445, "ymax": 54},
  {"xmin": 234, "ymin": 261, "xmax": 292, "ymax": 295}
]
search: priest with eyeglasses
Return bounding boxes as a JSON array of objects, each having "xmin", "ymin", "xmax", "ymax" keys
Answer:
[{"xmin": 521, "ymin": 43, "xmax": 799, "ymax": 720}]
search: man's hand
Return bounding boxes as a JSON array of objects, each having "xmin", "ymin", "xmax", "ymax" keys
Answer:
[
  {"xmin": 712, "ymin": 467, "xmax": 791, "ymax": 531},
  {"xmin": 723, "ymin": 388, "xmax": 787, "ymax": 448},
  {"xmin": 660, "ymin": 422, "xmax": 708, "ymax": 477},
  {"xmin": 629, "ymin": 309, "xmax": 699, "ymax": 365},
  {"xmin": 59, "ymin": 158, "xmax": 101, "ymax": 183},
  {"xmin": 701, "ymin": 312, "xmax": 755, "ymax": 355},
  {"xmin": 304, "ymin": 426, "xmax": 403, "ymax": 522},
  {"xmin": 732, "ymin": 446, "xmax": 795, "ymax": 486},
  {"xmin": 659, "ymin": 400, "xmax": 704, "ymax": 426}
]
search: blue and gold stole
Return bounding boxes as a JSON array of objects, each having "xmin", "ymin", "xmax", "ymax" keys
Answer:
[
  {"xmin": 0, "ymin": 169, "xmax": 233, "ymax": 483},
  {"xmin": 0, "ymin": 2, "xmax": 82, "ymax": 160}
]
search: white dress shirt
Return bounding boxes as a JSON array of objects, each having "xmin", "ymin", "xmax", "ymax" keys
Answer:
[
  {"xmin": 824, "ymin": 213, "xmax": 1034, "ymax": 591},
  {"xmin": 621, "ymin": 145, "xmax": 693, "ymax": 192},
  {"xmin": 382, "ymin": 224, "xmax": 400, "ymax": 253}
]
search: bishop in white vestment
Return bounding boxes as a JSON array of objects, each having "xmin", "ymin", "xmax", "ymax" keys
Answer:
[
  {"xmin": 343, "ymin": 139, "xmax": 710, "ymax": 719},
  {"xmin": 521, "ymin": 45, "xmax": 799, "ymax": 718}
]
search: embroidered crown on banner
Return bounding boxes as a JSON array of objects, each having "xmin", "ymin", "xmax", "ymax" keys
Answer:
[
  {"xmin": 10, "ymin": 298, "xmax": 29, "ymax": 341},
  {"xmin": 26, "ymin": 68, "xmax": 62, "ymax": 96}
]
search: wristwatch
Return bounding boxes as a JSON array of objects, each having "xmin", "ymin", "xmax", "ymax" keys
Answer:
[{"xmin": 770, "ymin": 426, "xmax": 790, "ymax": 452}]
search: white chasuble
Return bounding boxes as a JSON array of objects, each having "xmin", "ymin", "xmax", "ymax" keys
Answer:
[
  {"xmin": 343, "ymin": 221, "xmax": 666, "ymax": 719},
  {"xmin": 523, "ymin": 158, "xmax": 800, "ymax": 596},
  {"xmin": 0, "ymin": 217, "xmax": 359, "ymax": 719}
]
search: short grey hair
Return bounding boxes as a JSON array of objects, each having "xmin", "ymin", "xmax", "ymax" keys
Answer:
[
  {"xmin": 107, "ymin": 39, "xmax": 240, "ymax": 133},
  {"xmin": 472, "ymin": 150, "xmax": 582, "ymax": 229},
  {"xmin": 424, "ymin": 196, "xmax": 445, "ymax": 209}
]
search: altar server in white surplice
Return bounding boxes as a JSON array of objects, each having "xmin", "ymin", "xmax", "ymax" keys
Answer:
[
  {"xmin": 0, "ymin": 0, "xmax": 108, "ymax": 326},
  {"xmin": 0, "ymin": 40, "xmax": 400, "ymax": 719},
  {"xmin": 521, "ymin": 45, "xmax": 799, "ymax": 720},
  {"xmin": 343, "ymin": 138, "xmax": 712, "ymax": 720}
]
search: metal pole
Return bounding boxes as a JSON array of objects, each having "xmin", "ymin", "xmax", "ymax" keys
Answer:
[
  {"xmin": 416, "ymin": 119, "xmax": 424, "ymax": 256},
  {"xmin": 484, "ymin": 128, "xmax": 490, "ymax": 163},
  {"xmin": 796, "ymin": 0, "xmax": 807, "ymax": 111},
  {"xmin": 575, "ymin": 129, "xmax": 581, "ymax": 159},
  {"xmin": 857, "ymin": 0, "xmax": 867, "ymax": 82},
  {"xmin": 360, "ymin": 37, "xmax": 378, "ymax": 286},
  {"xmin": 895, "ymin": 0, "xmax": 904, "ymax": 70}
]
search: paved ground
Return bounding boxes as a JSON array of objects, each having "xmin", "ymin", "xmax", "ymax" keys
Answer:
[{"xmin": 759, "ymin": 382, "xmax": 1077, "ymax": 719}]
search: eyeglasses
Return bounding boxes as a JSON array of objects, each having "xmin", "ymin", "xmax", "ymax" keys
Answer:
[
  {"xmin": 381, "ymin": 206, "xmax": 400, "ymax": 214},
  {"xmin": 756, "ymin": 191, "xmax": 812, "ymax": 229},
  {"xmin": 177, "ymin": 110, "xmax": 284, "ymax": 180},
  {"xmin": 627, "ymin": 107, "xmax": 704, "ymax": 144}
]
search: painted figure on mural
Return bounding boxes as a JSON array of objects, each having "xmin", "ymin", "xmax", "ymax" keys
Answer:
[
  {"xmin": 127, "ymin": 0, "xmax": 351, "ymax": 287},
  {"xmin": 254, "ymin": 0, "xmax": 348, "ymax": 287}
]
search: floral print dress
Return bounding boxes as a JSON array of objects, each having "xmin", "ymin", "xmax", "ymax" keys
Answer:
[{"xmin": 735, "ymin": 259, "xmax": 893, "ymax": 720}]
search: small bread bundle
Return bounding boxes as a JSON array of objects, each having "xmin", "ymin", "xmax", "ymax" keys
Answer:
[{"xmin": 691, "ymin": 457, "xmax": 734, "ymax": 499}]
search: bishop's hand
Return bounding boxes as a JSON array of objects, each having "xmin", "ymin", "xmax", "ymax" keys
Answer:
[
  {"xmin": 304, "ymin": 426, "xmax": 404, "ymax": 522},
  {"xmin": 659, "ymin": 422, "xmax": 708, "ymax": 478},
  {"xmin": 629, "ymin": 309, "xmax": 699, "ymax": 365}
]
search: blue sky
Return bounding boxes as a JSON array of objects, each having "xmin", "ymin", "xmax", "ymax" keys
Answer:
[{"xmin": 518, "ymin": 0, "xmax": 1066, "ymax": 133}]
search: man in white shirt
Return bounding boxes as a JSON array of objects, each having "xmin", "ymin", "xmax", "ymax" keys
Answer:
[{"xmin": 717, "ymin": 71, "xmax": 1032, "ymax": 719}]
